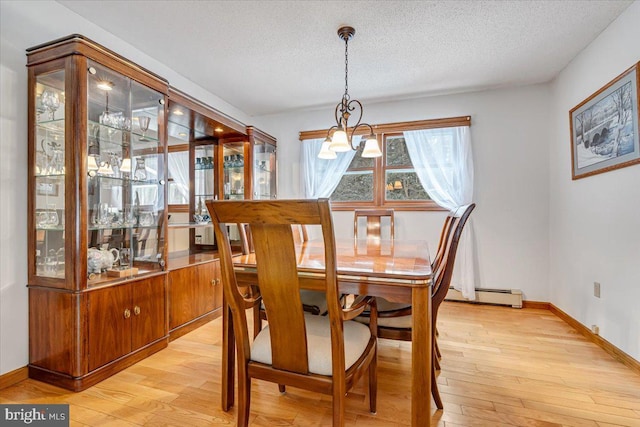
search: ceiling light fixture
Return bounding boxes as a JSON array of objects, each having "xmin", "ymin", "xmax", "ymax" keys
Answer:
[{"xmin": 318, "ymin": 26, "xmax": 381, "ymax": 160}]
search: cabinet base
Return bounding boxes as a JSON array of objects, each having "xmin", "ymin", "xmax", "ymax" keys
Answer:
[
  {"xmin": 169, "ymin": 309, "xmax": 222, "ymax": 342},
  {"xmin": 28, "ymin": 338, "xmax": 168, "ymax": 392}
]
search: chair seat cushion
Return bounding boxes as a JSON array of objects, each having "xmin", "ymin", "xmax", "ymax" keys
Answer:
[
  {"xmin": 354, "ymin": 297, "xmax": 413, "ymax": 329},
  {"xmin": 375, "ymin": 297, "xmax": 411, "ymax": 313},
  {"xmin": 300, "ymin": 290, "xmax": 328, "ymax": 315},
  {"xmin": 356, "ymin": 313, "xmax": 413, "ymax": 329},
  {"xmin": 251, "ymin": 314, "xmax": 372, "ymax": 376}
]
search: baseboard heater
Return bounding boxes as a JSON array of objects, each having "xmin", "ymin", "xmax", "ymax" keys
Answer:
[{"xmin": 445, "ymin": 287, "xmax": 523, "ymax": 308}]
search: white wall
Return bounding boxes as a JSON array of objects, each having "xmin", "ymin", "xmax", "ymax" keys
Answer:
[
  {"xmin": 0, "ymin": 0, "xmax": 251, "ymax": 375},
  {"xmin": 255, "ymin": 84, "xmax": 552, "ymax": 301},
  {"xmin": 549, "ymin": 2, "xmax": 640, "ymax": 360}
]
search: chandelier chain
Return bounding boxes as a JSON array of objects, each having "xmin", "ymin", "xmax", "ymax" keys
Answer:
[{"xmin": 344, "ymin": 36, "xmax": 349, "ymax": 100}]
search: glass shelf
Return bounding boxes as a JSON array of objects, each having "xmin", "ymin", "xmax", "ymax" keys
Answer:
[
  {"xmin": 168, "ymin": 222, "xmax": 213, "ymax": 229},
  {"xmin": 88, "ymin": 120, "xmax": 160, "ymax": 145},
  {"xmin": 36, "ymin": 119, "xmax": 65, "ymax": 132},
  {"xmin": 88, "ymin": 174, "xmax": 161, "ymax": 186},
  {"xmin": 88, "ymin": 224, "xmax": 161, "ymax": 231},
  {"xmin": 35, "ymin": 173, "xmax": 65, "ymax": 178}
]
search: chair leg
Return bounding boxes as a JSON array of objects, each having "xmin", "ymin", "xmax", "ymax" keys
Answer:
[
  {"xmin": 332, "ymin": 379, "xmax": 347, "ymax": 426},
  {"xmin": 434, "ymin": 352, "xmax": 441, "ymax": 371},
  {"xmin": 237, "ymin": 365, "xmax": 252, "ymax": 427},
  {"xmin": 431, "ymin": 361, "xmax": 443, "ymax": 410},
  {"xmin": 278, "ymin": 384, "xmax": 286, "ymax": 394},
  {"xmin": 435, "ymin": 336, "xmax": 442, "ymax": 360},
  {"xmin": 368, "ymin": 347, "xmax": 377, "ymax": 414}
]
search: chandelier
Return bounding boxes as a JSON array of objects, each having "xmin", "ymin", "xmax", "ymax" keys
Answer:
[{"xmin": 318, "ymin": 26, "xmax": 382, "ymax": 160}]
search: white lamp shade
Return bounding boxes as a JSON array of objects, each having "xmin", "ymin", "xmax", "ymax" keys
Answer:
[
  {"xmin": 87, "ymin": 155, "xmax": 99, "ymax": 171},
  {"xmin": 120, "ymin": 158, "xmax": 132, "ymax": 173},
  {"xmin": 318, "ymin": 140, "xmax": 337, "ymax": 159},
  {"xmin": 97, "ymin": 162, "xmax": 114, "ymax": 175},
  {"xmin": 361, "ymin": 136, "xmax": 382, "ymax": 158},
  {"xmin": 329, "ymin": 129, "xmax": 351, "ymax": 152}
]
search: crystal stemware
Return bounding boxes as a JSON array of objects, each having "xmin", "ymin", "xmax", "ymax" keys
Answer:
[
  {"xmin": 41, "ymin": 90, "xmax": 60, "ymax": 120},
  {"xmin": 138, "ymin": 116, "xmax": 151, "ymax": 141}
]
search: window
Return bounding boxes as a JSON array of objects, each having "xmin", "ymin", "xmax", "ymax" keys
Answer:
[
  {"xmin": 299, "ymin": 116, "xmax": 471, "ymax": 211},
  {"xmin": 331, "ymin": 134, "xmax": 434, "ymax": 210}
]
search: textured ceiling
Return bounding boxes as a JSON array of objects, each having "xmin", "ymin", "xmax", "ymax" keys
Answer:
[{"xmin": 58, "ymin": 0, "xmax": 631, "ymax": 117}]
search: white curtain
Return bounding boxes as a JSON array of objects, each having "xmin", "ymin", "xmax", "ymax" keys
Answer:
[
  {"xmin": 404, "ymin": 126, "xmax": 476, "ymax": 300},
  {"xmin": 300, "ymin": 137, "xmax": 360, "ymax": 198}
]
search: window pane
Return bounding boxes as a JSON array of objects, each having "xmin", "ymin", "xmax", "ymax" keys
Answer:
[
  {"xmin": 386, "ymin": 136, "xmax": 413, "ymax": 167},
  {"xmin": 385, "ymin": 171, "xmax": 430, "ymax": 201},
  {"xmin": 331, "ymin": 171, "xmax": 373, "ymax": 201},
  {"xmin": 348, "ymin": 143, "xmax": 374, "ymax": 169}
]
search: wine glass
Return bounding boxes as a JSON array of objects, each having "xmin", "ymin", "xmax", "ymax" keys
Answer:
[
  {"xmin": 41, "ymin": 90, "xmax": 60, "ymax": 120},
  {"xmin": 138, "ymin": 116, "xmax": 151, "ymax": 141},
  {"xmin": 134, "ymin": 157, "xmax": 148, "ymax": 181}
]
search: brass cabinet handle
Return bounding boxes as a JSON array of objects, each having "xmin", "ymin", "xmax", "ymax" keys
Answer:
[
  {"xmin": 211, "ymin": 278, "xmax": 220, "ymax": 286},
  {"xmin": 134, "ymin": 306, "xmax": 141, "ymax": 316},
  {"xmin": 124, "ymin": 308, "xmax": 131, "ymax": 319}
]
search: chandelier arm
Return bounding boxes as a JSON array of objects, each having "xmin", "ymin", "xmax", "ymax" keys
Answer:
[
  {"xmin": 325, "ymin": 125, "xmax": 338, "ymax": 140},
  {"xmin": 334, "ymin": 102, "xmax": 343, "ymax": 127},
  {"xmin": 349, "ymin": 122, "xmax": 376, "ymax": 150}
]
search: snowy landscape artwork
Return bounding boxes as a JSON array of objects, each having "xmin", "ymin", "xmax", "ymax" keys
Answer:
[{"xmin": 570, "ymin": 62, "xmax": 640, "ymax": 180}]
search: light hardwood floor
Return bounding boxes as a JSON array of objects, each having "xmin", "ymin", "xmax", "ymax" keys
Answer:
[{"xmin": 2, "ymin": 302, "xmax": 639, "ymax": 426}]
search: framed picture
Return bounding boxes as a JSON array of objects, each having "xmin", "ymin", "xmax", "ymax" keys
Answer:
[
  {"xmin": 570, "ymin": 62, "xmax": 640, "ymax": 180},
  {"xmin": 36, "ymin": 182, "xmax": 59, "ymax": 196}
]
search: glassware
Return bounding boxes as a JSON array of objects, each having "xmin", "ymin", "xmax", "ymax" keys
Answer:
[
  {"xmin": 41, "ymin": 90, "xmax": 60, "ymax": 120},
  {"xmin": 120, "ymin": 247, "xmax": 131, "ymax": 268},
  {"xmin": 138, "ymin": 116, "xmax": 150, "ymax": 141},
  {"xmin": 139, "ymin": 211, "xmax": 154, "ymax": 226},
  {"xmin": 98, "ymin": 203, "xmax": 110, "ymax": 226},
  {"xmin": 37, "ymin": 211, "xmax": 49, "ymax": 228},
  {"xmin": 45, "ymin": 249, "xmax": 57, "ymax": 274},
  {"xmin": 56, "ymin": 248, "xmax": 65, "ymax": 272},
  {"xmin": 134, "ymin": 157, "xmax": 147, "ymax": 181},
  {"xmin": 47, "ymin": 204, "xmax": 59, "ymax": 227},
  {"xmin": 91, "ymin": 204, "xmax": 99, "ymax": 227},
  {"xmin": 123, "ymin": 204, "xmax": 135, "ymax": 226}
]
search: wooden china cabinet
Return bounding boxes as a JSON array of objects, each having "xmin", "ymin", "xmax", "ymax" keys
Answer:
[
  {"xmin": 26, "ymin": 35, "xmax": 277, "ymax": 391},
  {"xmin": 26, "ymin": 35, "xmax": 169, "ymax": 391},
  {"xmin": 165, "ymin": 88, "xmax": 277, "ymax": 339}
]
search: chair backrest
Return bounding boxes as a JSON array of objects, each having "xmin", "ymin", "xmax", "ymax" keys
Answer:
[
  {"xmin": 353, "ymin": 209, "xmax": 395, "ymax": 241},
  {"xmin": 209, "ymin": 199, "xmax": 343, "ymax": 375},
  {"xmin": 431, "ymin": 204, "xmax": 475, "ymax": 307},
  {"xmin": 238, "ymin": 223, "xmax": 308, "ymax": 255}
]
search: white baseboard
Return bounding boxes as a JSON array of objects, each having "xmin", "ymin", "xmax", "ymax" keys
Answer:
[{"xmin": 445, "ymin": 287, "xmax": 523, "ymax": 308}]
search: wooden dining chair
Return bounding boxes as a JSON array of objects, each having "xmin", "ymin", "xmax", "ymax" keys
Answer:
[
  {"xmin": 245, "ymin": 223, "xmax": 328, "ymax": 336},
  {"xmin": 210, "ymin": 199, "xmax": 378, "ymax": 427},
  {"xmin": 355, "ymin": 203, "xmax": 475, "ymax": 410},
  {"xmin": 354, "ymin": 209, "xmax": 395, "ymax": 241}
]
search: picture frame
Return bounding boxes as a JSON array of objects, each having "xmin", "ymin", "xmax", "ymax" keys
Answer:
[
  {"xmin": 570, "ymin": 62, "xmax": 640, "ymax": 180},
  {"xmin": 36, "ymin": 182, "xmax": 59, "ymax": 196}
]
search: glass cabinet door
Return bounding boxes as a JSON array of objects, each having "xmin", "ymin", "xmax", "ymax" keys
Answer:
[
  {"xmin": 223, "ymin": 142, "xmax": 245, "ymax": 200},
  {"xmin": 253, "ymin": 140, "xmax": 276, "ymax": 200},
  {"xmin": 86, "ymin": 61, "xmax": 165, "ymax": 286},
  {"xmin": 34, "ymin": 70, "xmax": 66, "ymax": 279},
  {"xmin": 194, "ymin": 143, "xmax": 215, "ymax": 246}
]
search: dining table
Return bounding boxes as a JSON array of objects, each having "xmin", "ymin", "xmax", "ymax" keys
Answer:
[{"xmin": 222, "ymin": 237, "xmax": 433, "ymax": 426}]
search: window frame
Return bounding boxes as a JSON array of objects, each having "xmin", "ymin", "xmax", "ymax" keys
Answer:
[{"xmin": 299, "ymin": 116, "xmax": 471, "ymax": 211}]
